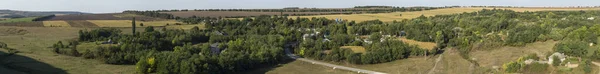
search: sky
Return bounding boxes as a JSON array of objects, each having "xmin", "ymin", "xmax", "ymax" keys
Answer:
[{"xmin": 1, "ymin": 0, "xmax": 599, "ymax": 13}]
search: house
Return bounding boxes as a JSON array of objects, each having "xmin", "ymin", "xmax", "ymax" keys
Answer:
[
  {"xmin": 547, "ymin": 52, "xmax": 567, "ymax": 65},
  {"xmin": 588, "ymin": 17, "xmax": 595, "ymax": 20},
  {"xmin": 210, "ymin": 43, "xmax": 222, "ymax": 55}
]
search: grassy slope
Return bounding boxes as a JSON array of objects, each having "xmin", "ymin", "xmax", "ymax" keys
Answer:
[
  {"xmin": 0, "ymin": 27, "xmax": 135, "ymax": 74},
  {"xmin": 87, "ymin": 20, "xmax": 180, "ymax": 27},
  {"xmin": 292, "ymin": 7, "xmax": 600, "ymax": 22}
]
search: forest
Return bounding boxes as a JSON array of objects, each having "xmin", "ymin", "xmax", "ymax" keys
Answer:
[{"xmin": 51, "ymin": 9, "xmax": 600, "ymax": 73}]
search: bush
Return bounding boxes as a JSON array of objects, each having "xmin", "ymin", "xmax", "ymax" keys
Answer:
[{"xmin": 503, "ymin": 61, "xmax": 524, "ymax": 73}]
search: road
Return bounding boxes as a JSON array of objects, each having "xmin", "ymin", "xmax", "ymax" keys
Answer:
[{"xmin": 284, "ymin": 48, "xmax": 387, "ymax": 74}]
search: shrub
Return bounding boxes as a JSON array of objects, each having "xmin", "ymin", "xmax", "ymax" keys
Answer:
[{"xmin": 503, "ymin": 61, "xmax": 524, "ymax": 73}]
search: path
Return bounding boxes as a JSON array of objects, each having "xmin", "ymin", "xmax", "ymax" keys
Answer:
[
  {"xmin": 591, "ymin": 62, "xmax": 600, "ymax": 74},
  {"xmin": 427, "ymin": 54, "xmax": 443, "ymax": 74},
  {"xmin": 284, "ymin": 48, "xmax": 386, "ymax": 74}
]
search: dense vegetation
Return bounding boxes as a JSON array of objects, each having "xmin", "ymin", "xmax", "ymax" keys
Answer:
[{"xmin": 51, "ymin": 9, "xmax": 600, "ymax": 73}]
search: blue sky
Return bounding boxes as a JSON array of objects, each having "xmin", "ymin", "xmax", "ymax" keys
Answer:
[{"xmin": 1, "ymin": 0, "xmax": 599, "ymax": 13}]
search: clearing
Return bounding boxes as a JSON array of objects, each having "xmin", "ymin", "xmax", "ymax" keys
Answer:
[
  {"xmin": 340, "ymin": 46, "xmax": 366, "ymax": 53},
  {"xmin": 396, "ymin": 37, "xmax": 437, "ymax": 50}
]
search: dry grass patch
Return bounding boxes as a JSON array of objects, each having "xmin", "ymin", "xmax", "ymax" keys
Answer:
[
  {"xmin": 43, "ymin": 21, "xmax": 70, "ymax": 27},
  {"xmin": 88, "ymin": 20, "xmax": 181, "ymax": 27},
  {"xmin": 340, "ymin": 46, "xmax": 366, "ymax": 53},
  {"xmin": 396, "ymin": 37, "xmax": 437, "ymax": 50},
  {"xmin": 470, "ymin": 41, "xmax": 558, "ymax": 69}
]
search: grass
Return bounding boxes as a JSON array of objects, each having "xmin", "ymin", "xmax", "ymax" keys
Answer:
[
  {"xmin": 340, "ymin": 46, "xmax": 366, "ymax": 53},
  {"xmin": 292, "ymin": 7, "xmax": 600, "ymax": 22},
  {"xmin": 43, "ymin": 21, "xmax": 70, "ymax": 27},
  {"xmin": 0, "ymin": 26, "xmax": 135, "ymax": 74},
  {"xmin": 0, "ymin": 17, "xmax": 36, "ymax": 23},
  {"xmin": 247, "ymin": 60, "xmax": 357, "ymax": 74},
  {"xmin": 87, "ymin": 20, "xmax": 181, "ymax": 27},
  {"xmin": 470, "ymin": 41, "xmax": 558, "ymax": 69},
  {"xmin": 396, "ymin": 37, "xmax": 437, "ymax": 50}
]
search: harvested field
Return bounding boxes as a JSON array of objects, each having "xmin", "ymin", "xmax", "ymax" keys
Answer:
[
  {"xmin": 340, "ymin": 46, "xmax": 366, "ymax": 53},
  {"xmin": 44, "ymin": 13, "xmax": 163, "ymax": 21},
  {"xmin": 43, "ymin": 21, "xmax": 70, "ymax": 27},
  {"xmin": 87, "ymin": 20, "xmax": 181, "ymax": 27},
  {"xmin": 66, "ymin": 21, "xmax": 98, "ymax": 27},
  {"xmin": 162, "ymin": 11, "xmax": 349, "ymax": 18},
  {"xmin": 0, "ymin": 22, "xmax": 44, "ymax": 27}
]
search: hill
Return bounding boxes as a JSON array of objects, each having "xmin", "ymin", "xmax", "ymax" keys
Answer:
[{"xmin": 0, "ymin": 10, "xmax": 88, "ymax": 19}]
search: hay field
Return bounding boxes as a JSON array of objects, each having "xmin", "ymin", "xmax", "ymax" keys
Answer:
[
  {"xmin": 87, "ymin": 20, "xmax": 181, "ymax": 27},
  {"xmin": 43, "ymin": 21, "xmax": 70, "ymax": 27},
  {"xmin": 340, "ymin": 46, "xmax": 366, "ymax": 53},
  {"xmin": 293, "ymin": 7, "xmax": 600, "ymax": 22},
  {"xmin": 396, "ymin": 37, "xmax": 437, "ymax": 50}
]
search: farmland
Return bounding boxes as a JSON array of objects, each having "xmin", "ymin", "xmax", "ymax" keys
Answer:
[
  {"xmin": 162, "ymin": 11, "xmax": 349, "ymax": 18},
  {"xmin": 87, "ymin": 20, "xmax": 180, "ymax": 27},
  {"xmin": 293, "ymin": 7, "xmax": 600, "ymax": 22},
  {"xmin": 42, "ymin": 13, "xmax": 163, "ymax": 21},
  {"xmin": 43, "ymin": 21, "xmax": 70, "ymax": 27},
  {"xmin": 0, "ymin": 17, "xmax": 36, "ymax": 23}
]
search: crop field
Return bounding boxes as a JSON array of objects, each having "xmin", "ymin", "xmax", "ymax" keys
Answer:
[
  {"xmin": 340, "ymin": 46, "xmax": 366, "ymax": 53},
  {"xmin": 0, "ymin": 17, "xmax": 36, "ymax": 23},
  {"xmin": 87, "ymin": 20, "xmax": 181, "ymax": 27},
  {"xmin": 0, "ymin": 21, "xmax": 44, "ymax": 27},
  {"xmin": 66, "ymin": 21, "xmax": 98, "ymax": 27},
  {"xmin": 293, "ymin": 7, "xmax": 600, "ymax": 22},
  {"xmin": 43, "ymin": 21, "xmax": 70, "ymax": 27},
  {"xmin": 44, "ymin": 13, "xmax": 163, "ymax": 21},
  {"xmin": 396, "ymin": 37, "xmax": 437, "ymax": 50},
  {"xmin": 162, "ymin": 11, "xmax": 348, "ymax": 18}
]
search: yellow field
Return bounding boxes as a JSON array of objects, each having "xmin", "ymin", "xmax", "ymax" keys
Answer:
[
  {"xmin": 43, "ymin": 21, "xmax": 70, "ymax": 27},
  {"xmin": 293, "ymin": 7, "xmax": 600, "ymax": 22},
  {"xmin": 87, "ymin": 20, "xmax": 181, "ymax": 27},
  {"xmin": 340, "ymin": 46, "xmax": 366, "ymax": 53},
  {"xmin": 396, "ymin": 37, "xmax": 437, "ymax": 50}
]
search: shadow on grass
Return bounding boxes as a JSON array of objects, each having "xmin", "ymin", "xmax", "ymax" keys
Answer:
[
  {"xmin": 0, "ymin": 51, "xmax": 67, "ymax": 74},
  {"xmin": 239, "ymin": 58, "xmax": 295, "ymax": 74}
]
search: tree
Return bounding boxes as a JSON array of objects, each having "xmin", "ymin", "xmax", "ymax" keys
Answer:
[
  {"xmin": 552, "ymin": 56, "xmax": 560, "ymax": 66},
  {"xmin": 145, "ymin": 26, "xmax": 155, "ymax": 32},
  {"xmin": 140, "ymin": 23, "xmax": 144, "ymax": 26}
]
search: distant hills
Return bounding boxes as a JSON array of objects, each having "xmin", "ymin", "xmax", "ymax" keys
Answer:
[{"xmin": 0, "ymin": 10, "xmax": 89, "ymax": 18}]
